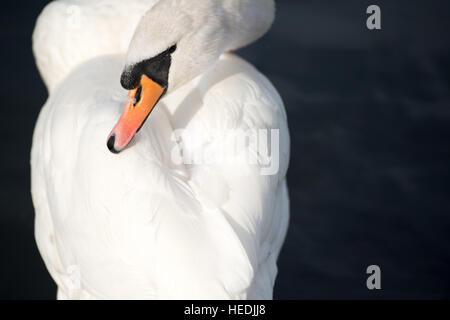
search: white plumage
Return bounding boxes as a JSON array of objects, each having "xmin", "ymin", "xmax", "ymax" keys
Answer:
[{"xmin": 31, "ymin": 0, "xmax": 290, "ymax": 299}]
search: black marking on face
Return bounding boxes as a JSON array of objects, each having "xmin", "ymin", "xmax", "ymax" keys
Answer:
[
  {"xmin": 133, "ymin": 86, "xmax": 142, "ymax": 106},
  {"xmin": 121, "ymin": 44, "xmax": 177, "ymax": 90}
]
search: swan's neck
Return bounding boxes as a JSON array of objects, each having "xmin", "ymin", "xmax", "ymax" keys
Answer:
[{"xmin": 222, "ymin": 0, "xmax": 275, "ymax": 51}]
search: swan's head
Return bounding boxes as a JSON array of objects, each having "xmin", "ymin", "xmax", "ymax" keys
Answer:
[{"xmin": 107, "ymin": 0, "xmax": 224, "ymax": 153}]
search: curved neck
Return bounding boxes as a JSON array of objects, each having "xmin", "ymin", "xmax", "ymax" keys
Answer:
[{"xmin": 222, "ymin": 0, "xmax": 275, "ymax": 51}]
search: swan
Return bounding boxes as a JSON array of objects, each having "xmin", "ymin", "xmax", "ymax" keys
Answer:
[{"xmin": 31, "ymin": 0, "xmax": 290, "ymax": 299}]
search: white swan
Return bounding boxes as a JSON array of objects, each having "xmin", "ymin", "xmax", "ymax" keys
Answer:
[{"xmin": 31, "ymin": 0, "xmax": 290, "ymax": 299}]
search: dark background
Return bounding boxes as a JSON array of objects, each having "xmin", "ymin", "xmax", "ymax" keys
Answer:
[{"xmin": 1, "ymin": 0, "xmax": 449, "ymax": 299}]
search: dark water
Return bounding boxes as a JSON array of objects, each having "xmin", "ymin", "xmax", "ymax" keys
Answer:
[{"xmin": 0, "ymin": 0, "xmax": 449, "ymax": 299}]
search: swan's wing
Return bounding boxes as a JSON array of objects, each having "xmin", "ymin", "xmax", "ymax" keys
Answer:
[
  {"xmin": 31, "ymin": 98, "xmax": 66, "ymax": 294},
  {"xmin": 32, "ymin": 0, "xmax": 158, "ymax": 92},
  {"xmin": 167, "ymin": 53, "xmax": 291, "ymax": 298}
]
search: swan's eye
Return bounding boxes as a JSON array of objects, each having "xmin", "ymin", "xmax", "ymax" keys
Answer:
[{"xmin": 134, "ymin": 85, "xmax": 142, "ymax": 106}]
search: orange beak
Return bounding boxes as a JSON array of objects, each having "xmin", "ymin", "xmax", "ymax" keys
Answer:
[{"xmin": 107, "ymin": 75, "xmax": 165, "ymax": 153}]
